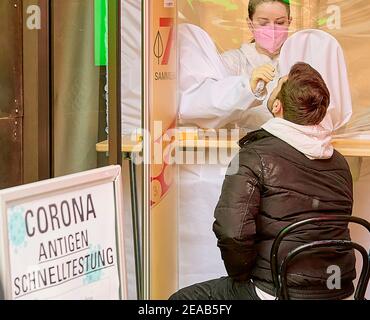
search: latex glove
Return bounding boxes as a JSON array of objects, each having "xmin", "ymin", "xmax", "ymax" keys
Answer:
[{"xmin": 250, "ymin": 64, "xmax": 276, "ymax": 95}]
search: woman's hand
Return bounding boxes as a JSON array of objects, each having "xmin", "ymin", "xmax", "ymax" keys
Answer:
[{"xmin": 250, "ymin": 64, "xmax": 276, "ymax": 94}]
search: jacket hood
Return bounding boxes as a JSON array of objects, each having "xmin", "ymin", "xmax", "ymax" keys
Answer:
[{"xmin": 261, "ymin": 118, "xmax": 334, "ymax": 160}]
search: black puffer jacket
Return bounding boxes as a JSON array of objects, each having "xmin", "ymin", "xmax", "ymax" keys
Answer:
[{"xmin": 213, "ymin": 129, "xmax": 356, "ymax": 300}]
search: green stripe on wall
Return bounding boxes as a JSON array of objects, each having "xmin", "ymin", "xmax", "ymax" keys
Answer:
[{"xmin": 94, "ymin": 0, "xmax": 108, "ymax": 66}]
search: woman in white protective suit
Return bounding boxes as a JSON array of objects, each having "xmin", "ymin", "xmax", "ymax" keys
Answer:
[{"xmin": 177, "ymin": 0, "xmax": 292, "ymax": 289}]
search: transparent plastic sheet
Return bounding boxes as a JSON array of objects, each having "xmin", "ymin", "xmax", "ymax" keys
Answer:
[
  {"xmin": 120, "ymin": 0, "xmax": 142, "ymax": 299},
  {"xmin": 121, "ymin": 0, "xmax": 142, "ymax": 135},
  {"xmin": 177, "ymin": 0, "xmax": 370, "ymax": 297}
]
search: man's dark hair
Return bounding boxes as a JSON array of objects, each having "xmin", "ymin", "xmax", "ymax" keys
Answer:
[
  {"xmin": 248, "ymin": 0, "xmax": 291, "ymax": 20},
  {"xmin": 278, "ymin": 62, "xmax": 330, "ymax": 126}
]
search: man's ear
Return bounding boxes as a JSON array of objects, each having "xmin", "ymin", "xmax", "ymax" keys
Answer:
[{"xmin": 272, "ymin": 99, "xmax": 283, "ymax": 116}]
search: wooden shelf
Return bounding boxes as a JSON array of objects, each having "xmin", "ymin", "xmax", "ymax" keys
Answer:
[
  {"xmin": 332, "ymin": 137, "xmax": 370, "ymax": 157},
  {"xmin": 96, "ymin": 139, "xmax": 142, "ymax": 153}
]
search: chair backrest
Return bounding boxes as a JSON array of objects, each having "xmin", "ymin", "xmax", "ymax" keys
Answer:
[{"xmin": 270, "ymin": 215, "xmax": 370, "ymax": 300}]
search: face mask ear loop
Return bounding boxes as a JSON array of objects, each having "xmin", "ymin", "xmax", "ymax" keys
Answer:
[{"xmin": 248, "ymin": 19, "xmax": 256, "ymax": 43}]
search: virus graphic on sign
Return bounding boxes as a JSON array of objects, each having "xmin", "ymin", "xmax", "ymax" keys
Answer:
[
  {"xmin": 8, "ymin": 207, "xmax": 27, "ymax": 250},
  {"xmin": 83, "ymin": 244, "xmax": 103, "ymax": 284}
]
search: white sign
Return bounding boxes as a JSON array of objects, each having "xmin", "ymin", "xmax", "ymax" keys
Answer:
[{"xmin": 0, "ymin": 166, "xmax": 126, "ymax": 300}]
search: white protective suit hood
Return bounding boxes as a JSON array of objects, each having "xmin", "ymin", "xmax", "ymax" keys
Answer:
[
  {"xmin": 278, "ymin": 29, "xmax": 353, "ymax": 132},
  {"xmin": 178, "ymin": 23, "xmax": 228, "ymax": 91},
  {"xmin": 262, "ymin": 30, "xmax": 353, "ymax": 160}
]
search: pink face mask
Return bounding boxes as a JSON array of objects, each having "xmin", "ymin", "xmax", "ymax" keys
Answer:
[{"xmin": 252, "ymin": 24, "xmax": 289, "ymax": 54}]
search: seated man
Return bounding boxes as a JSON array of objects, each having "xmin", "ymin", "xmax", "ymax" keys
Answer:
[{"xmin": 170, "ymin": 62, "xmax": 356, "ymax": 300}]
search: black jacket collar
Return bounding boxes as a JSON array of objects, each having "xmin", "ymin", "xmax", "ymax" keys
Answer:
[{"xmin": 238, "ymin": 129, "xmax": 274, "ymax": 148}]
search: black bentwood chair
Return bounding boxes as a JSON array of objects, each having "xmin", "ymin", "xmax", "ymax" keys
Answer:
[{"xmin": 270, "ymin": 215, "xmax": 370, "ymax": 300}]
